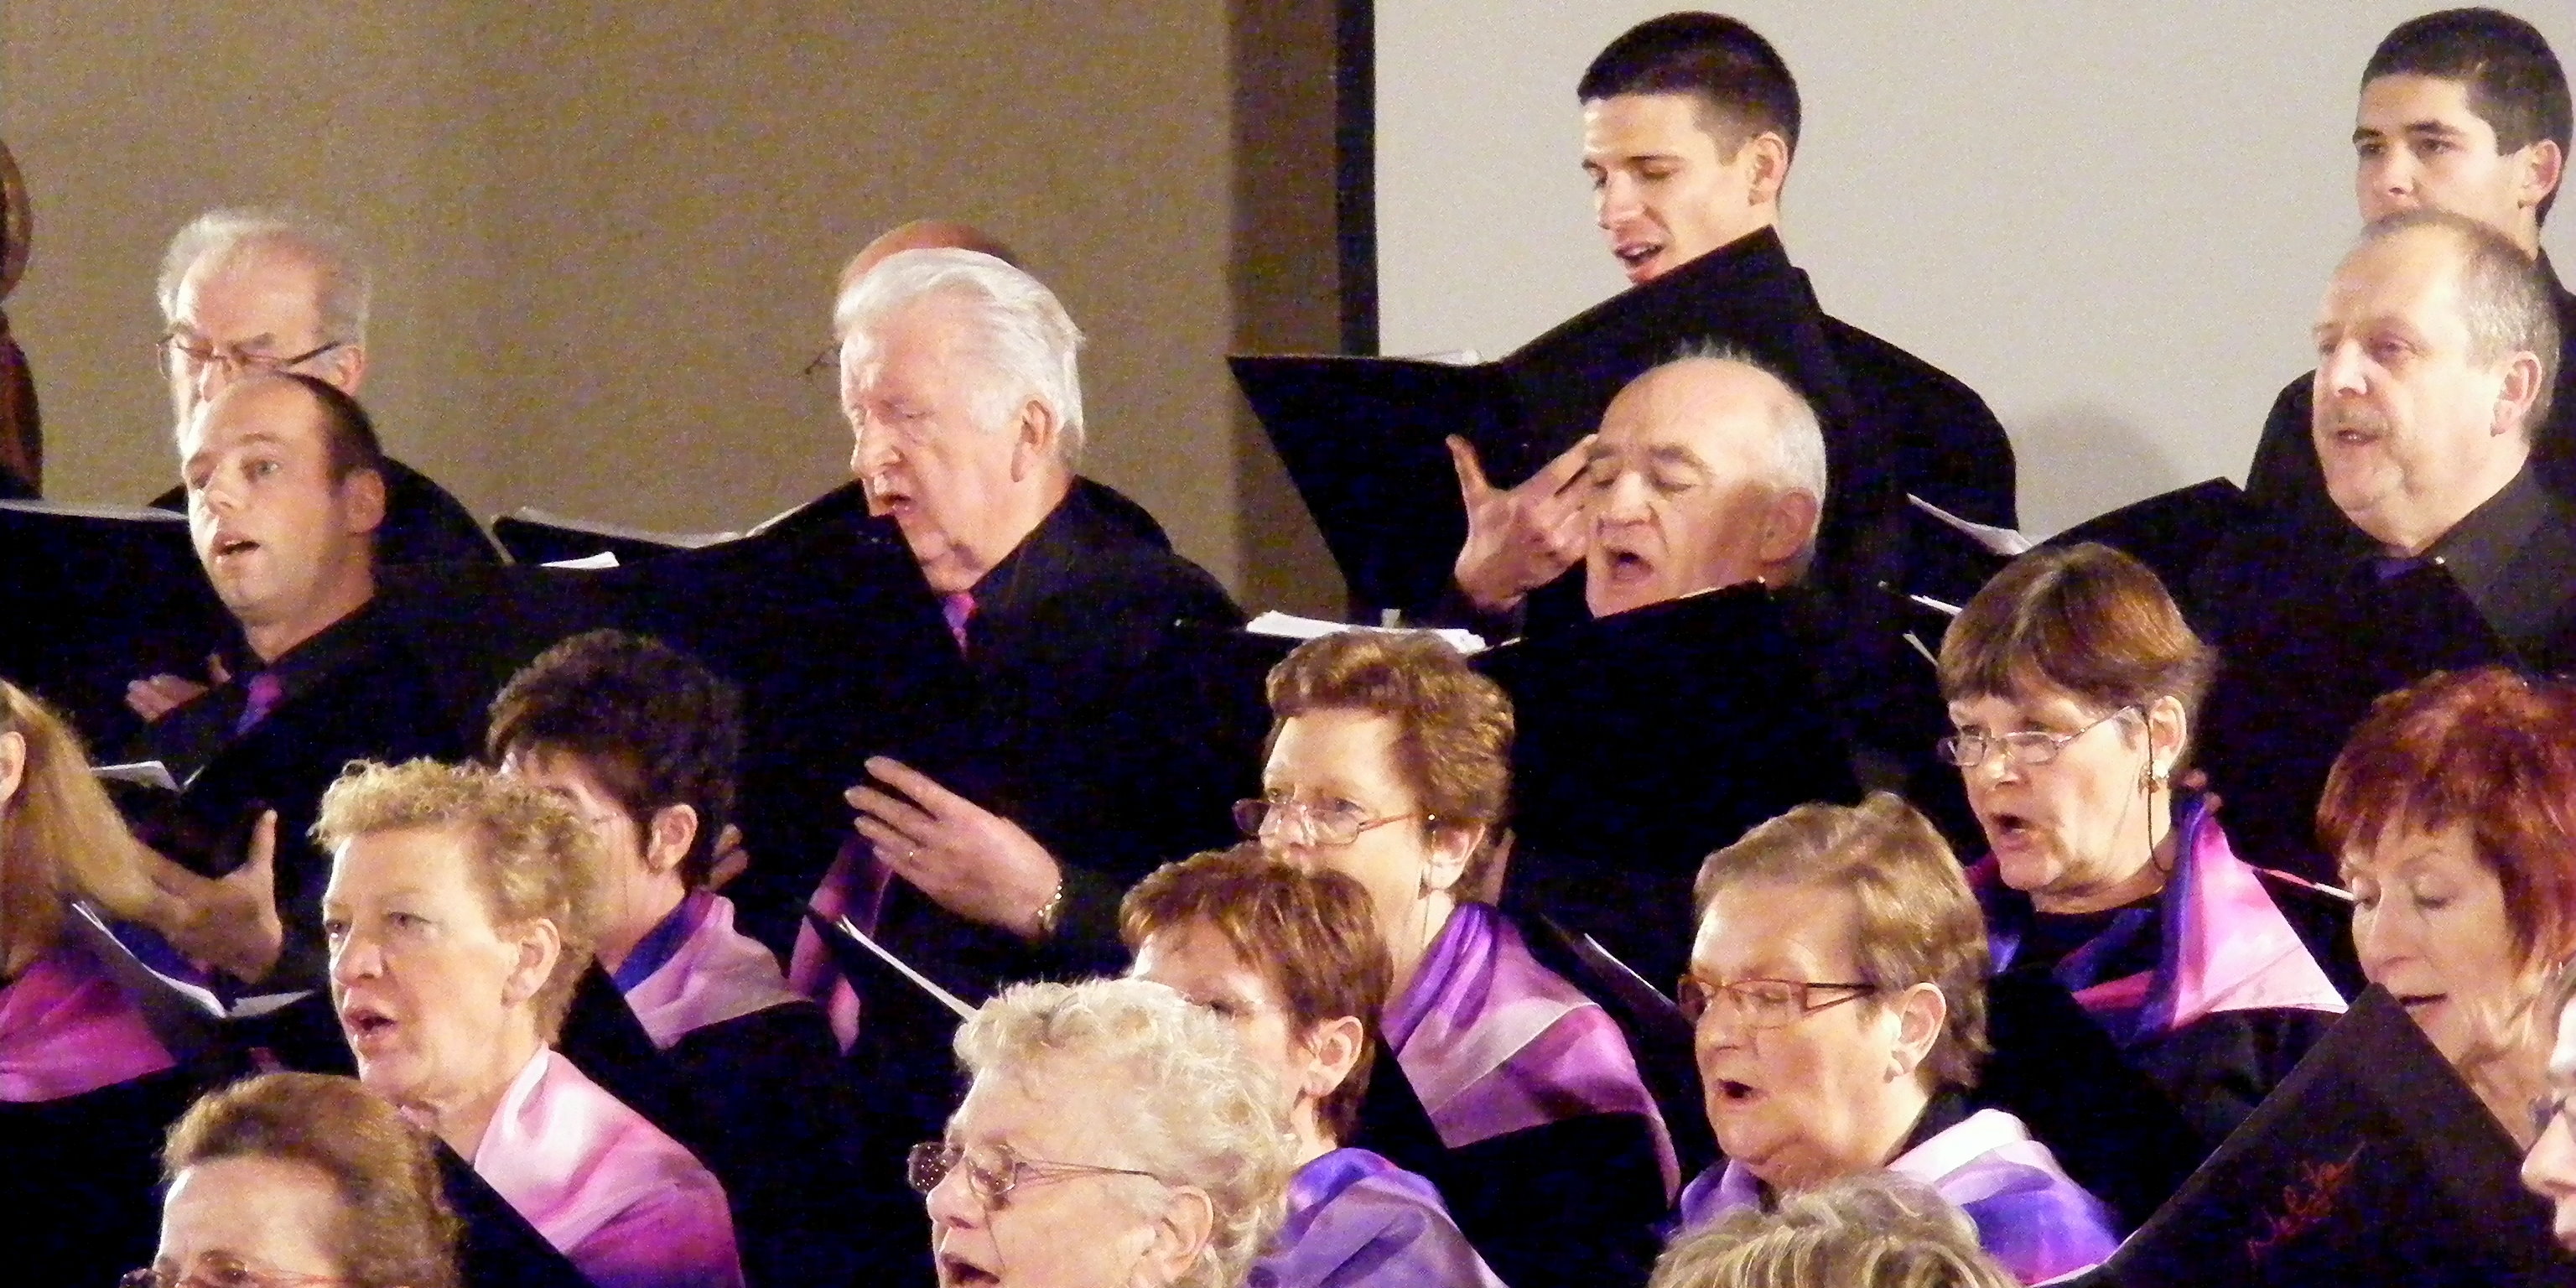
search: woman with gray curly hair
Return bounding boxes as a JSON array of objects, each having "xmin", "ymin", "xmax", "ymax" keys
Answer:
[{"xmin": 919, "ymin": 977, "xmax": 1296, "ymax": 1288}]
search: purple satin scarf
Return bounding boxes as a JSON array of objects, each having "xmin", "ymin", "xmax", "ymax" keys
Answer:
[
  {"xmin": 471, "ymin": 1047, "xmax": 745, "ymax": 1288},
  {"xmin": 1678, "ymin": 1108, "xmax": 2119, "ymax": 1285},
  {"xmin": 0, "ymin": 936, "xmax": 175, "ymax": 1102},
  {"xmin": 1386, "ymin": 901, "xmax": 1678, "ymax": 1195},
  {"xmin": 1250, "ymin": 1148, "xmax": 1506, "ymax": 1288},
  {"xmin": 618, "ymin": 893, "xmax": 803, "ymax": 1052},
  {"xmin": 1976, "ymin": 799, "xmax": 2345, "ymax": 1047}
]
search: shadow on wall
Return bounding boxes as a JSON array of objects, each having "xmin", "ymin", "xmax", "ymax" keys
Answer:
[{"xmin": 2012, "ymin": 404, "xmax": 2194, "ymax": 538}]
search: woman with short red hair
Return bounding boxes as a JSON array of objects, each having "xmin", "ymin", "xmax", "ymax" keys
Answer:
[{"xmin": 2320, "ymin": 665, "xmax": 2576, "ymax": 1144}]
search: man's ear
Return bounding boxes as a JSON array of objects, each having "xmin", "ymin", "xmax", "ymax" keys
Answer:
[
  {"xmin": 2494, "ymin": 349, "xmax": 2548, "ymax": 439},
  {"xmin": 501, "ymin": 917, "xmax": 564, "ymax": 1010},
  {"xmin": 324, "ymin": 343, "xmax": 369, "ymax": 396},
  {"xmin": 0, "ymin": 730, "xmax": 25, "ymax": 812},
  {"xmin": 340, "ymin": 466, "xmax": 388, "ymax": 538},
  {"xmin": 2516, "ymin": 139, "xmax": 2565, "ymax": 217},
  {"xmin": 1758, "ymin": 488, "xmax": 1821, "ymax": 566},
  {"xmin": 1008, "ymin": 397, "xmax": 1061, "ymax": 482},
  {"xmin": 1742, "ymin": 131, "xmax": 1792, "ymax": 208},
  {"xmin": 645, "ymin": 803, "xmax": 700, "ymax": 879},
  {"xmin": 1301, "ymin": 1015, "xmax": 1366, "ymax": 1105},
  {"xmin": 1888, "ymin": 981, "xmax": 1947, "ymax": 1082}
]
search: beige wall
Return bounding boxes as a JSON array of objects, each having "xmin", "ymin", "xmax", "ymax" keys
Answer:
[{"xmin": 1, "ymin": 1, "xmax": 1344, "ymax": 608}]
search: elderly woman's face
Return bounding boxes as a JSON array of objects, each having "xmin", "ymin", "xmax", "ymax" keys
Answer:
[
  {"xmin": 1690, "ymin": 880, "xmax": 1921, "ymax": 1192},
  {"xmin": 1260, "ymin": 709, "xmax": 1452, "ymax": 963},
  {"xmin": 2347, "ymin": 819, "xmax": 2525, "ymax": 1068},
  {"xmin": 2521, "ymin": 995, "xmax": 2576, "ymax": 1251},
  {"xmin": 927, "ymin": 1054, "xmax": 1186, "ymax": 1288},
  {"xmin": 325, "ymin": 824, "xmax": 549, "ymax": 1118},
  {"xmin": 155, "ymin": 1156, "xmax": 348, "ymax": 1287},
  {"xmin": 1947, "ymin": 688, "xmax": 2161, "ymax": 911}
]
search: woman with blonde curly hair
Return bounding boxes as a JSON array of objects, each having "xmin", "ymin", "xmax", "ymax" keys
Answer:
[
  {"xmin": 920, "ymin": 976, "xmax": 1295, "ymax": 1288},
  {"xmin": 138, "ymin": 1071, "xmax": 462, "ymax": 1288},
  {"xmin": 315, "ymin": 757, "xmax": 742, "ymax": 1288}
]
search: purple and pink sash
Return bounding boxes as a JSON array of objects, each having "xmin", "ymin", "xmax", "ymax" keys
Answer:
[
  {"xmin": 1253, "ymin": 1147, "xmax": 1506, "ymax": 1288},
  {"xmin": 619, "ymin": 894, "xmax": 803, "ymax": 1052},
  {"xmin": 471, "ymin": 1047, "xmax": 745, "ymax": 1288},
  {"xmin": 1387, "ymin": 901, "xmax": 1678, "ymax": 1196},
  {"xmin": 1679, "ymin": 1108, "xmax": 2118, "ymax": 1285},
  {"xmin": 0, "ymin": 937, "xmax": 175, "ymax": 1103},
  {"xmin": 1977, "ymin": 800, "xmax": 2344, "ymax": 1046}
]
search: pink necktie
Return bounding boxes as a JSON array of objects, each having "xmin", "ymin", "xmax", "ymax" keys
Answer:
[
  {"xmin": 233, "ymin": 672, "xmax": 285, "ymax": 736},
  {"xmin": 786, "ymin": 834, "xmax": 890, "ymax": 1052},
  {"xmin": 941, "ymin": 591, "xmax": 976, "ymax": 652}
]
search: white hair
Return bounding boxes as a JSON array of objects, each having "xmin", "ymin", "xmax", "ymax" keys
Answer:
[
  {"xmin": 834, "ymin": 248, "xmax": 1088, "ymax": 465},
  {"xmin": 955, "ymin": 979, "xmax": 1291, "ymax": 1288},
  {"xmin": 158, "ymin": 208, "xmax": 372, "ymax": 345},
  {"xmin": 1667, "ymin": 340, "xmax": 1829, "ymax": 574}
]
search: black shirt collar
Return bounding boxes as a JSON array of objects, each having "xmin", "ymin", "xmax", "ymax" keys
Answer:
[
  {"xmin": 225, "ymin": 596, "xmax": 384, "ymax": 705},
  {"xmin": 2418, "ymin": 465, "xmax": 2553, "ymax": 611}
]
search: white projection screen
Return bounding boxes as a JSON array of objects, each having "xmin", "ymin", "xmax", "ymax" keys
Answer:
[{"xmin": 1374, "ymin": 3, "xmax": 2576, "ymax": 533}]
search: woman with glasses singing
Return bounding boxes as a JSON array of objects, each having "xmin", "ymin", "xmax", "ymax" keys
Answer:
[
  {"xmin": 1937, "ymin": 543, "xmax": 2345, "ymax": 1151},
  {"xmin": 1679, "ymin": 793, "xmax": 2116, "ymax": 1285},
  {"xmin": 2322, "ymin": 666, "xmax": 2576, "ymax": 1150},
  {"xmin": 1245, "ymin": 631, "xmax": 1673, "ymax": 1288},
  {"xmin": 1123, "ymin": 845, "xmax": 1504, "ymax": 1288},
  {"xmin": 136, "ymin": 1071, "xmax": 460, "ymax": 1288},
  {"xmin": 918, "ymin": 976, "xmax": 1293, "ymax": 1288}
]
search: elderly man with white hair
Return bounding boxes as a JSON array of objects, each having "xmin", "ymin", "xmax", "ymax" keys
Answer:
[
  {"xmin": 787, "ymin": 247, "xmax": 1251, "ymax": 1048},
  {"xmin": 1578, "ymin": 343, "xmax": 1828, "ymax": 620}
]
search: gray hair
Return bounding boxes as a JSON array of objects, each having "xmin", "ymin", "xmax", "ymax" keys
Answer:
[
  {"xmin": 2355, "ymin": 209, "xmax": 2562, "ymax": 433},
  {"xmin": 1649, "ymin": 1173, "xmax": 2018, "ymax": 1288},
  {"xmin": 834, "ymin": 248, "xmax": 1088, "ymax": 465},
  {"xmin": 955, "ymin": 979, "xmax": 1291, "ymax": 1288},
  {"xmin": 1663, "ymin": 340, "xmax": 1828, "ymax": 575},
  {"xmin": 158, "ymin": 208, "xmax": 372, "ymax": 346}
]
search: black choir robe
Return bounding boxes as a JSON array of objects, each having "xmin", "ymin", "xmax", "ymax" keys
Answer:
[
  {"xmin": 127, "ymin": 599, "xmax": 469, "ymax": 1065},
  {"xmin": 2190, "ymin": 467, "xmax": 2576, "ymax": 881}
]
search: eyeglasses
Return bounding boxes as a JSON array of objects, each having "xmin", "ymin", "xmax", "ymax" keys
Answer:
[
  {"xmin": 908, "ymin": 1140, "xmax": 1163, "ymax": 1212},
  {"xmin": 802, "ymin": 345, "xmax": 838, "ymax": 382},
  {"xmin": 1232, "ymin": 794, "xmax": 1431, "ymax": 848},
  {"xmin": 160, "ymin": 335, "xmax": 348, "ymax": 380},
  {"xmin": 1676, "ymin": 973, "xmax": 1877, "ymax": 1030},
  {"xmin": 1935, "ymin": 706, "xmax": 2137, "ymax": 769},
  {"xmin": 2534, "ymin": 1088, "xmax": 2576, "ymax": 1143},
  {"xmin": 121, "ymin": 1254, "xmax": 349, "ymax": 1288}
]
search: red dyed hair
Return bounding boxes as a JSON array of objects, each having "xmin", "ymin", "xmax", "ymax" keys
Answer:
[{"xmin": 2317, "ymin": 667, "xmax": 2576, "ymax": 966}]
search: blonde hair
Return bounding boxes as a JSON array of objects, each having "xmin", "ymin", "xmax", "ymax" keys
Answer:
[
  {"xmin": 1694, "ymin": 793, "xmax": 1992, "ymax": 1088},
  {"xmin": 1649, "ymin": 1173, "xmax": 2018, "ymax": 1288},
  {"xmin": 312, "ymin": 760, "xmax": 600, "ymax": 1039},
  {"xmin": 0, "ymin": 681, "xmax": 158, "ymax": 970},
  {"xmin": 956, "ymin": 979, "xmax": 1293, "ymax": 1288},
  {"xmin": 165, "ymin": 1072, "xmax": 461, "ymax": 1288}
]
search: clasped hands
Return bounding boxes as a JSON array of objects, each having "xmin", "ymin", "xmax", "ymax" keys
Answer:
[
  {"xmin": 1449, "ymin": 434, "xmax": 1597, "ymax": 615},
  {"xmin": 846, "ymin": 756, "xmax": 1062, "ymax": 941}
]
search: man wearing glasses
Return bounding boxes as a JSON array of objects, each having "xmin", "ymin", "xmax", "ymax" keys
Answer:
[{"xmin": 128, "ymin": 208, "xmax": 497, "ymax": 721}]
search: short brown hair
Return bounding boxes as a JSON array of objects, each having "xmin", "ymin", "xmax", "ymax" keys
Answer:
[
  {"xmin": 1649, "ymin": 1172, "xmax": 2017, "ymax": 1288},
  {"xmin": 2356, "ymin": 210, "xmax": 2563, "ymax": 430},
  {"xmin": 1121, "ymin": 844, "xmax": 1393, "ymax": 1141},
  {"xmin": 2318, "ymin": 667, "xmax": 2576, "ymax": 969},
  {"xmin": 485, "ymin": 630, "xmax": 743, "ymax": 888},
  {"xmin": 313, "ymin": 760, "xmax": 600, "ymax": 1039},
  {"xmin": 1, "ymin": 681, "xmax": 160, "ymax": 969},
  {"xmin": 164, "ymin": 1072, "xmax": 461, "ymax": 1288},
  {"xmin": 1937, "ymin": 542, "xmax": 2215, "ymax": 759},
  {"xmin": 1693, "ymin": 793, "xmax": 1991, "ymax": 1089},
  {"xmin": 1265, "ymin": 632, "xmax": 1514, "ymax": 893}
]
